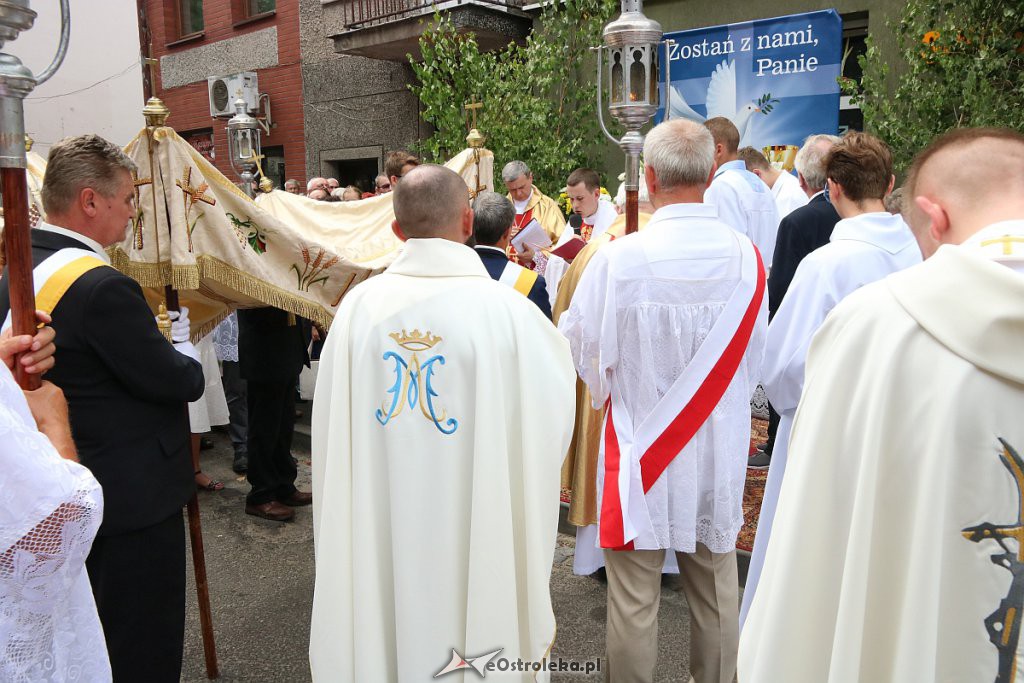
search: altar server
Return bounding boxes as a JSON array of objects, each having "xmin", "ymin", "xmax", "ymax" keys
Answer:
[{"xmin": 740, "ymin": 131, "xmax": 922, "ymax": 625}]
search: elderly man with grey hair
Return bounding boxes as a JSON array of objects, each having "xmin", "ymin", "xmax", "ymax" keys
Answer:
[
  {"xmin": 559, "ymin": 118, "xmax": 767, "ymax": 683},
  {"xmin": 500, "ymin": 160, "xmax": 565, "ymax": 263},
  {"xmin": 0, "ymin": 133, "xmax": 204, "ymax": 681},
  {"xmin": 749, "ymin": 133, "xmax": 843, "ymax": 470},
  {"xmin": 471, "ymin": 191, "xmax": 552, "ymax": 318}
]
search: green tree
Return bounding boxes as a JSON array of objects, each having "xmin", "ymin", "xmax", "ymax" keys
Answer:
[
  {"xmin": 844, "ymin": 0, "xmax": 1024, "ymax": 170},
  {"xmin": 410, "ymin": 0, "xmax": 617, "ymax": 195}
]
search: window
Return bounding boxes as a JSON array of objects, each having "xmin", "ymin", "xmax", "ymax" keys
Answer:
[
  {"xmin": 248, "ymin": 0, "xmax": 275, "ymax": 16},
  {"xmin": 178, "ymin": 0, "xmax": 204, "ymax": 36}
]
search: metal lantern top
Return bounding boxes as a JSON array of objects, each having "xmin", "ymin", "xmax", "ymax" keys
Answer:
[
  {"xmin": 226, "ymin": 97, "xmax": 260, "ymax": 166},
  {"xmin": 227, "ymin": 98, "xmax": 259, "ymax": 143},
  {"xmin": 601, "ymin": 0, "xmax": 662, "ymax": 49},
  {"xmin": 601, "ymin": 0, "xmax": 663, "ymax": 132}
]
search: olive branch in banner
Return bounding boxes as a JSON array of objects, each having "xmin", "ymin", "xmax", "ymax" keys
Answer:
[{"xmin": 756, "ymin": 93, "xmax": 780, "ymax": 114}]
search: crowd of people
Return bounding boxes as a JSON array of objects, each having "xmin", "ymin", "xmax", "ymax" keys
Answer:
[
  {"xmin": 2, "ymin": 117, "xmax": 1023, "ymax": 683},
  {"xmin": 277, "ymin": 151, "xmax": 419, "ymax": 203}
]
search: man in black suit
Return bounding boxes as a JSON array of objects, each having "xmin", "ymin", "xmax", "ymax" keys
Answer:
[
  {"xmin": 471, "ymin": 191, "xmax": 552, "ymax": 319},
  {"xmin": 238, "ymin": 307, "xmax": 313, "ymax": 521},
  {"xmin": 0, "ymin": 134, "xmax": 205, "ymax": 681},
  {"xmin": 751, "ymin": 133, "xmax": 842, "ymax": 469}
]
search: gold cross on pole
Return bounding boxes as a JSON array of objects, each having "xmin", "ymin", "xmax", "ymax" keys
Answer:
[
  {"xmin": 143, "ymin": 57, "xmax": 159, "ymax": 91},
  {"xmin": 464, "ymin": 101, "xmax": 483, "ymax": 132},
  {"xmin": 981, "ymin": 235, "xmax": 1024, "ymax": 256}
]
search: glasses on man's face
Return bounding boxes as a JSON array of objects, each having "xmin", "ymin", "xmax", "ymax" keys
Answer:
[{"xmin": 377, "ymin": 183, "xmax": 391, "ymax": 190}]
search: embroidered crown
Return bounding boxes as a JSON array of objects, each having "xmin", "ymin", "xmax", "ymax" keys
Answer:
[{"xmin": 390, "ymin": 329, "xmax": 442, "ymax": 351}]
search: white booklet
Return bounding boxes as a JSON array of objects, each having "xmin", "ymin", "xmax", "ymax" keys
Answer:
[{"xmin": 510, "ymin": 218, "xmax": 552, "ymax": 252}]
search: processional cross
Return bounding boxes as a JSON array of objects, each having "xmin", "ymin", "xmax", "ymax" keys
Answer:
[{"xmin": 962, "ymin": 439, "xmax": 1024, "ymax": 683}]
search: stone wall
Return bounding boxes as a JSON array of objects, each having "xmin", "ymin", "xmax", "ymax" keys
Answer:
[{"xmin": 299, "ymin": 0, "xmax": 426, "ymax": 185}]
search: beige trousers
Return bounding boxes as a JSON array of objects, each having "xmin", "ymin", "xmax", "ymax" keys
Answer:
[{"xmin": 604, "ymin": 544, "xmax": 739, "ymax": 683}]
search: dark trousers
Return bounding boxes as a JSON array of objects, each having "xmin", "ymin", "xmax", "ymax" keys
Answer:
[
  {"xmin": 86, "ymin": 511, "xmax": 186, "ymax": 683},
  {"xmin": 246, "ymin": 379, "xmax": 298, "ymax": 505},
  {"xmin": 222, "ymin": 360, "xmax": 248, "ymax": 456},
  {"xmin": 765, "ymin": 402, "xmax": 780, "ymax": 455}
]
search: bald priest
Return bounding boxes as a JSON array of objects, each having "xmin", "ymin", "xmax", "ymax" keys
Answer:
[{"xmin": 310, "ymin": 164, "xmax": 576, "ymax": 681}]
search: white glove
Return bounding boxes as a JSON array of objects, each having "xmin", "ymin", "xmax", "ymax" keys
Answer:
[
  {"xmin": 173, "ymin": 340, "xmax": 199, "ymax": 362},
  {"xmin": 168, "ymin": 306, "xmax": 191, "ymax": 343}
]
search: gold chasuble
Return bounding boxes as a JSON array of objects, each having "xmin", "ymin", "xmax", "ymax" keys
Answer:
[{"xmin": 552, "ymin": 211, "xmax": 652, "ymax": 527}]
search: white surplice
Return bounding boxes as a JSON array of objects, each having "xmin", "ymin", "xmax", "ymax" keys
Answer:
[
  {"xmin": 704, "ymin": 160, "xmax": 781, "ymax": 268},
  {"xmin": 0, "ymin": 362, "xmax": 110, "ymax": 682},
  {"xmin": 310, "ymin": 238, "xmax": 575, "ymax": 682},
  {"xmin": 544, "ymin": 199, "xmax": 618, "ymax": 309},
  {"xmin": 559, "ymin": 203, "xmax": 767, "ymax": 572},
  {"xmin": 739, "ymin": 236, "xmax": 1024, "ymax": 682},
  {"xmin": 741, "ymin": 211, "xmax": 922, "ymax": 625},
  {"xmin": 771, "ymin": 171, "xmax": 808, "ymax": 219}
]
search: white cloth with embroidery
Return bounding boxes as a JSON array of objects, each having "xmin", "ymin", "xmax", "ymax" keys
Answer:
[
  {"xmin": 310, "ymin": 238, "xmax": 575, "ymax": 682},
  {"xmin": 739, "ymin": 238, "xmax": 1024, "ymax": 682},
  {"xmin": 0, "ymin": 363, "xmax": 110, "ymax": 682},
  {"xmin": 559, "ymin": 203, "xmax": 767, "ymax": 563},
  {"xmin": 741, "ymin": 211, "xmax": 922, "ymax": 626}
]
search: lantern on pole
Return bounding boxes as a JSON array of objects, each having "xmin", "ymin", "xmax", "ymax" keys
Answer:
[
  {"xmin": 226, "ymin": 98, "xmax": 261, "ymax": 198},
  {"xmin": 0, "ymin": 0, "xmax": 70, "ymax": 389},
  {"xmin": 595, "ymin": 0, "xmax": 664, "ymax": 234}
]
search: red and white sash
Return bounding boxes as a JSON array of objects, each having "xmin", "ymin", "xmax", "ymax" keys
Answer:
[{"xmin": 600, "ymin": 235, "xmax": 765, "ymax": 550}]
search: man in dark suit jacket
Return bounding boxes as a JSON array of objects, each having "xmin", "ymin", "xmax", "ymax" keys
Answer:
[
  {"xmin": 753, "ymin": 134, "xmax": 841, "ymax": 469},
  {"xmin": 238, "ymin": 307, "xmax": 313, "ymax": 521},
  {"xmin": 471, "ymin": 191, "xmax": 552, "ymax": 319},
  {"xmin": 0, "ymin": 134, "xmax": 204, "ymax": 681}
]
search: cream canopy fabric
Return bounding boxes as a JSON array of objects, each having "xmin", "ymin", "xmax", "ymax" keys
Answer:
[{"xmin": 110, "ymin": 126, "xmax": 493, "ymax": 338}]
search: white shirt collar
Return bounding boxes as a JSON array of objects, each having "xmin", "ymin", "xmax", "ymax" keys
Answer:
[
  {"xmin": 35, "ymin": 222, "xmax": 111, "ymax": 263},
  {"xmin": 475, "ymin": 245, "xmax": 506, "ymax": 256},
  {"xmin": 513, "ymin": 190, "xmax": 533, "ymax": 214}
]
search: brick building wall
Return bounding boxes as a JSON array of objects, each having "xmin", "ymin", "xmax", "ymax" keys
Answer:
[{"xmin": 145, "ymin": 0, "xmax": 306, "ymax": 186}]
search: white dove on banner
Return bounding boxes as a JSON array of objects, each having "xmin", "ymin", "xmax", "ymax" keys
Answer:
[{"xmin": 667, "ymin": 59, "xmax": 775, "ymax": 145}]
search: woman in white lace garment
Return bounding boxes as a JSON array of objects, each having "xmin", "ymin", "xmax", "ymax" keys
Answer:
[{"xmin": 0, "ymin": 317, "xmax": 111, "ymax": 681}]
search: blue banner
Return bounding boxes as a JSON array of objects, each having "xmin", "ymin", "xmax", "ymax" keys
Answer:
[{"xmin": 657, "ymin": 10, "xmax": 842, "ymax": 166}]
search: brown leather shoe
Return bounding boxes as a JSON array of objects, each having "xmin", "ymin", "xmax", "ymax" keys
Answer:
[
  {"xmin": 278, "ymin": 490, "xmax": 313, "ymax": 507},
  {"xmin": 245, "ymin": 501, "xmax": 295, "ymax": 522}
]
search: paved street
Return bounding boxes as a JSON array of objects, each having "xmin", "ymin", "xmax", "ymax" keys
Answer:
[{"xmin": 181, "ymin": 412, "xmax": 746, "ymax": 682}]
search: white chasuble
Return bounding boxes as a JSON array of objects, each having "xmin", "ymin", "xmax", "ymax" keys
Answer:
[
  {"xmin": 739, "ymin": 244, "xmax": 1024, "ymax": 682},
  {"xmin": 559, "ymin": 203, "xmax": 767, "ymax": 569},
  {"xmin": 310, "ymin": 238, "xmax": 575, "ymax": 682},
  {"xmin": 741, "ymin": 211, "xmax": 921, "ymax": 626}
]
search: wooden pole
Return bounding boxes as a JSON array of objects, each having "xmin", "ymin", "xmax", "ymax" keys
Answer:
[
  {"xmin": 166, "ymin": 268, "xmax": 219, "ymax": 681},
  {"xmin": 625, "ymin": 188, "xmax": 639, "ymax": 235},
  {"xmin": 141, "ymin": 80, "xmax": 219, "ymax": 675},
  {"xmin": 1, "ymin": 168, "xmax": 41, "ymax": 390}
]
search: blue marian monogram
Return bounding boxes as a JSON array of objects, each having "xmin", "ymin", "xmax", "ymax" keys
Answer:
[{"xmin": 376, "ymin": 329, "xmax": 458, "ymax": 435}]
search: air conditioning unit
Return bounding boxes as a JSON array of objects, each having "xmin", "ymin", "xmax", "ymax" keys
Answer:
[{"xmin": 208, "ymin": 72, "xmax": 259, "ymax": 117}]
